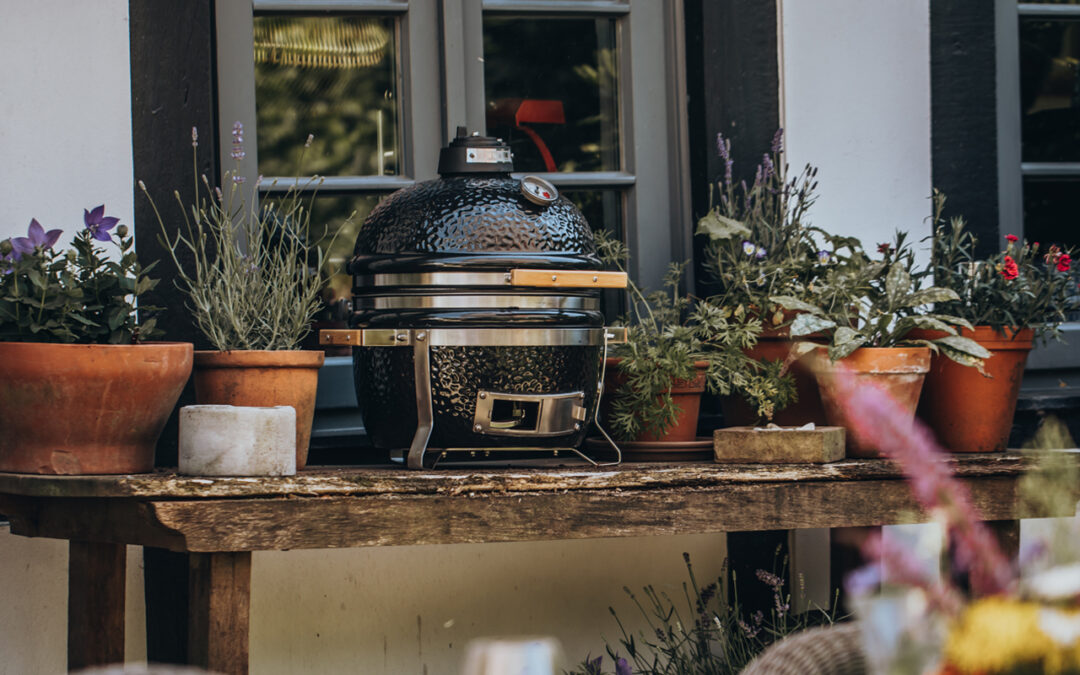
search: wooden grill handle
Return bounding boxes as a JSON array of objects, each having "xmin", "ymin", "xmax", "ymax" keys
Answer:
[{"xmin": 508, "ymin": 269, "xmax": 627, "ymax": 288}]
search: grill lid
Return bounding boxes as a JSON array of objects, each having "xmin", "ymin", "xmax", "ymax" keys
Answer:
[{"xmin": 349, "ymin": 128, "xmax": 600, "ymax": 275}]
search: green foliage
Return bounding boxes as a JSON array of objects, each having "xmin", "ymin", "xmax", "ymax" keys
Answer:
[
  {"xmin": 142, "ymin": 130, "xmax": 349, "ymax": 351},
  {"xmin": 566, "ymin": 553, "xmax": 841, "ymax": 675},
  {"xmin": 696, "ymin": 130, "xmax": 828, "ymax": 326},
  {"xmin": 597, "ymin": 233, "xmax": 796, "ymax": 440},
  {"xmin": 929, "ymin": 190, "xmax": 1078, "ymax": 343},
  {"xmin": 771, "ymin": 231, "xmax": 990, "ymax": 367},
  {"xmin": 0, "ymin": 224, "xmax": 160, "ymax": 344}
]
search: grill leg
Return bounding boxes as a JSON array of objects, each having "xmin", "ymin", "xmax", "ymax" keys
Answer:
[{"xmin": 407, "ymin": 332, "xmax": 434, "ymax": 469}]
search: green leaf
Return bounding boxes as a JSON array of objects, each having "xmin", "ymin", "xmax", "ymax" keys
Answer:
[
  {"xmin": 770, "ymin": 296, "xmax": 822, "ymax": 315},
  {"xmin": 790, "ymin": 313, "xmax": 836, "ymax": 337},
  {"xmin": 829, "ymin": 333, "xmax": 868, "ymax": 361},
  {"xmin": 897, "ymin": 315, "xmax": 957, "ymax": 335},
  {"xmin": 934, "ymin": 334, "xmax": 992, "ymax": 360},
  {"xmin": 907, "ymin": 287, "xmax": 960, "ymax": 307},
  {"xmin": 884, "ymin": 262, "xmax": 911, "ymax": 306},
  {"xmin": 936, "ymin": 341, "xmax": 989, "ymax": 376},
  {"xmin": 695, "ymin": 209, "xmax": 751, "ymax": 241}
]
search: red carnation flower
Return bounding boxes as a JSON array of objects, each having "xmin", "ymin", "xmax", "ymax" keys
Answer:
[
  {"xmin": 1057, "ymin": 253, "xmax": 1071, "ymax": 272},
  {"xmin": 877, "ymin": 242, "xmax": 892, "ymax": 255},
  {"xmin": 1001, "ymin": 255, "xmax": 1019, "ymax": 280},
  {"xmin": 1005, "ymin": 234, "xmax": 1019, "ymax": 243}
]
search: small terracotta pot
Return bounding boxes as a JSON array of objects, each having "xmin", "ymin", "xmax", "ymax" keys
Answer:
[
  {"xmin": 0, "ymin": 341, "xmax": 193, "ymax": 474},
  {"xmin": 193, "ymin": 350, "xmax": 325, "ymax": 470},
  {"xmin": 814, "ymin": 347, "xmax": 931, "ymax": 458},
  {"xmin": 602, "ymin": 357, "xmax": 707, "ymax": 443},
  {"xmin": 720, "ymin": 338, "xmax": 828, "ymax": 427},
  {"xmin": 913, "ymin": 327, "xmax": 1034, "ymax": 453}
]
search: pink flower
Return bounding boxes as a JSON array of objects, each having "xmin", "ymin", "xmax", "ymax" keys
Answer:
[
  {"xmin": 1005, "ymin": 234, "xmax": 1018, "ymax": 243},
  {"xmin": 1057, "ymin": 253, "xmax": 1071, "ymax": 272}
]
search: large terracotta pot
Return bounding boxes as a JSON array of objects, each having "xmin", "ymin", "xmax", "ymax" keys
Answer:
[
  {"xmin": 602, "ymin": 357, "xmax": 707, "ymax": 443},
  {"xmin": 193, "ymin": 350, "xmax": 325, "ymax": 470},
  {"xmin": 814, "ymin": 347, "xmax": 931, "ymax": 458},
  {"xmin": 914, "ymin": 327, "xmax": 1034, "ymax": 453},
  {"xmin": 0, "ymin": 342, "xmax": 193, "ymax": 474}
]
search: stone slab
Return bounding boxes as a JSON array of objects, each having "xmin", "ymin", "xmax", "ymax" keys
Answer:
[{"xmin": 713, "ymin": 426, "xmax": 846, "ymax": 464}]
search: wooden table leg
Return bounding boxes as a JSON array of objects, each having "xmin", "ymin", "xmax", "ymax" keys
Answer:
[
  {"xmin": 188, "ymin": 552, "xmax": 252, "ymax": 675},
  {"xmin": 69, "ymin": 541, "xmax": 126, "ymax": 671}
]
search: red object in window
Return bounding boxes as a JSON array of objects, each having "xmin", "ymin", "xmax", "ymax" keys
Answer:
[{"xmin": 488, "ymin": 98, "xmax": 566, "ymax": 172}]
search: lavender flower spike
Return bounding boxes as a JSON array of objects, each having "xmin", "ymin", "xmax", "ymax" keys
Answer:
[
  {"xmin": 12, "ymin": 218, "xmax": 63, "ymax": 256},
  {"xmin": 771, "ymin": 128, "xmax": 784, "ymax": 154},
  {"xmin": 84, "ymin": 205, "xmax": 119, "ymax": 242},
  {"xmin": 231, "ymin": 121, "xmax": 246, "ymax": 161}
]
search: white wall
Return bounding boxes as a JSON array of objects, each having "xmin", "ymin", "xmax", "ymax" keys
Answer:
[
  {"xmin": 0, "ymin": 0, "xmax": 135, "ymax": 243},
  {"xmin": 781, "ymin": 0, "xmax": 934, "ymax": 259}
]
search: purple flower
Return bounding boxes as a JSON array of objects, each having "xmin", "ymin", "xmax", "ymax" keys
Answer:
[
  {"xmin": 615, "ymin": 657, "xmax": 632, "ymax": 675},
  {"xmin": 756, "ymin": 246, "xmax": 767, "ymax": 259},
  {"xmin": 231, "ymin": 121, "xmax": 246, "ymax": 161},
  {"xmin": 11, "ymin": 218, "xmax": 62, "ymax": 256},
  {"xmin": 83, "ymin": 205, "xmax": 119, "ymax": 242},
  {"xmin": 742, "ymin": 240, "xmax": 756, "ymax": 256},
  {"xmin": 191, "ymin": 126, "xmax": 199, "ymax": 148},
  {"xmin": 771, "ymin": 128, "xmax": 784, "ymax": 154},
  {"xmin": 818, "ymin": 250, "xmax": 832, "ymax": 263},
  {"xmin": 762, "ymin": 153, "xmax": 775, "ymax": 180},
  {"xmin": 756, "ymin": 569, "xmax": 783, "ymax": 589},
  {"xmin": 717, "ymin": 133, "xmax": 733, "ymax": 187}
]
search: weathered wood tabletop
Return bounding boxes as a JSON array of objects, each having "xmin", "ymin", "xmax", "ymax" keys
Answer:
[{"xmin": 0, "ymin": 453, "xmax": 1055, "ymax": 674}]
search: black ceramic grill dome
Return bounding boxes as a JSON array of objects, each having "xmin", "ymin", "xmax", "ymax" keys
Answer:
[{"xmin": 341, "ymin": 130, "xmax": 623, "ymax": 468}]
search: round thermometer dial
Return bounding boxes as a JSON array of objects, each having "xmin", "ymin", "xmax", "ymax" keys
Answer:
[{"xmin": 520, "ymin": 175, "xmax": 559, "ymax": 206}]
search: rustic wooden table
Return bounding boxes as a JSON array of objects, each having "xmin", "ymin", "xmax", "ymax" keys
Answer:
[{"xmin": 0, "ymin": 454, "xmax": 1049, "ymax": 674}]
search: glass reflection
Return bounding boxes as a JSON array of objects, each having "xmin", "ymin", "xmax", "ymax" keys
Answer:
[
  {"xmin": 1022, "ymin": 177, "xmax": 1080, "ymax": 248},
  {"xmin": 483, "ymin": 16, "xmax": 620, "ymax": 173},
  {"xmin": 302, "ymin": 193, "xmax": 383, "ymax": 305},
  {"xmin": 1020, "ymin": 17, "xmax": 1080, "ymax": 161},
  {"xmin": 254, "ymin": 15, "xmax": 399, "ymax": 177}
]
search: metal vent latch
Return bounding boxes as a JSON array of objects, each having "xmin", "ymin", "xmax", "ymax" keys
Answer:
[{"xmin": 473, "ymin": 391, "xmax": 586, "ymax": 437}]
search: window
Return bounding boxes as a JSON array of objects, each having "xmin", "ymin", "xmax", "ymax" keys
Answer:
[
  {"xmin": 1017, "ymin": 1, "xmax": 1080, "ymax": 248},
  {"xmin": 215, "ymin": 0, "xmax": 690, "ymax": 446}
]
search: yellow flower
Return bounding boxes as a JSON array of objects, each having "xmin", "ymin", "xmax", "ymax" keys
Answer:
[{"xmin": 944, "ymin": 597, "xmax": 1080, "ymax": 674}]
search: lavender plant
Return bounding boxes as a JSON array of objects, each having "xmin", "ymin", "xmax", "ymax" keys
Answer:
[
  {"xmin": 0, "ymin": 208, "xmax": 161, "ymax": 344},
  {"xmin": 141, "ymin": 123, "xmax": 348, "ymax": 351},
  {"xmin": 696, "ymin": 129, "xmax": 836, "ymax": 328},
  {"xmin": 567, "ymin": 553, "xmax": 841, "ymax": 675}
]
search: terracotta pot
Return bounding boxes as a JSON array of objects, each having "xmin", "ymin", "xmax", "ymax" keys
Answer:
[
  {"xmin": 193, "ymin": 350, "xmax": 325, "ymax": 470},
  {"xmin": 601, "ymin": 357, "xmax": 708, "ymax": 443},
  {"xmin": 720, "ymin": 338, "xmax": 828, "ymax": 427},
  {"xmin": 814, "ymin": 347, "xmax": 931, "ymax": 458},
  {"xmin": 913, "ymin": 327, "xmax": 1034, "ymax": 453},
  {"xmin": 0, "ymin": 342, "xmax": 193, "ymax": 474}
]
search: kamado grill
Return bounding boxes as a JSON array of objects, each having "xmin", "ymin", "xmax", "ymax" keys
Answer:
[{"xmin": 321, "ymin": 129, "xmax": 627, "ymax": 469}]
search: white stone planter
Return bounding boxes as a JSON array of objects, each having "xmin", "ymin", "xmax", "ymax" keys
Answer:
[{"xmin": 178, "ymin": 405, "xmax": 297, "ymax": 476}]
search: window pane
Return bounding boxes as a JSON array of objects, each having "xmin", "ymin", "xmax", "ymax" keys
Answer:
[
  {"xmin": 306, "ymin": 194, "xmax": 383, "ymax": 305},
  {"xmin": 1020, "ymin": 17, "xmax": 1080, "ymax": 161},
  {"xmin": 565, "ymin": 189, "xmax": 625, "ymax": 319},
  {"xmin": 1022, "ymin": 177, "xmax": 1080, "ymax": 248},
  {"xmin": 254, "ymin": 15, "xmax": 399, "ymax": 177},
  {"xmin": 483, "ymin": 16, "xmax": 620, "ymax": 173}
]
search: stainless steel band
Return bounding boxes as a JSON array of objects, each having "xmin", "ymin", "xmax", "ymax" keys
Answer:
[
  {"xmin": 352, "ymin": 294, "xmax": 600, "ymax": 310},
  {"xmin": 320, "ymin": 326, "xmax": 627, "ymax": 347},
  {"xmin": 357, "ymin": 271, "xmax": 523, "ymax": 287}
]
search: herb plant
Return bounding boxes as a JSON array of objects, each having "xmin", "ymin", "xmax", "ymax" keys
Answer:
[
  {"xmin": 928, "ymin": 190, "xmax": 1078, "ymax": 342},
  {"xmin": 0, "ymin": 208, "xmax": 161, "ymax": 344},
  {"xmin": 598, "ymin": 233, "xmax": 795, "ymax": 440},
  {"xmin": 141, "ymin": 123, "xmax": 346, "ymax": 351},
  {"xmin": 771, "ymin": 232, "xmax": 991, "ymax": 367},
  {"xmin": 696, "ymin": 129, "xmax": 829, "ymax": 327}
]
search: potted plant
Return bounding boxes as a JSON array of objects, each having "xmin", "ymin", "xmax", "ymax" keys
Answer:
[
  {"xmin": 914, "ymin": 190, "xmax": 1079, "ymax": 453},
  {"xmin": 696, "ymin": 129, "xmax": 842, "ymax": 426},
  {"xmin": 0, "ymin": 210, "xmax": 192, "ymax": 474},
  {"xmin": 772, "ymin": 232, "xmax": 990, "ymax": 457},
  {"xmin": 142, "ymin": 124, "xmax": 346, "ymax": 470},
  {"xmin": 596, "ymin": 233, "xmax": 794, "ymax": 451}
]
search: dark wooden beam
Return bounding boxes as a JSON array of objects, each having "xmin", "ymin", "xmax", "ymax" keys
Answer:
[
  {"xmin": 68, "ymin": 541, "xmax": 126, "ymax": 671},
  {"xmin": 189, "ymin": 552, "xmax": 252, "ymax": 675},
  {"xmin": 930, "ymin": 0, "xmax": 1001, "ymax": 258}
]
